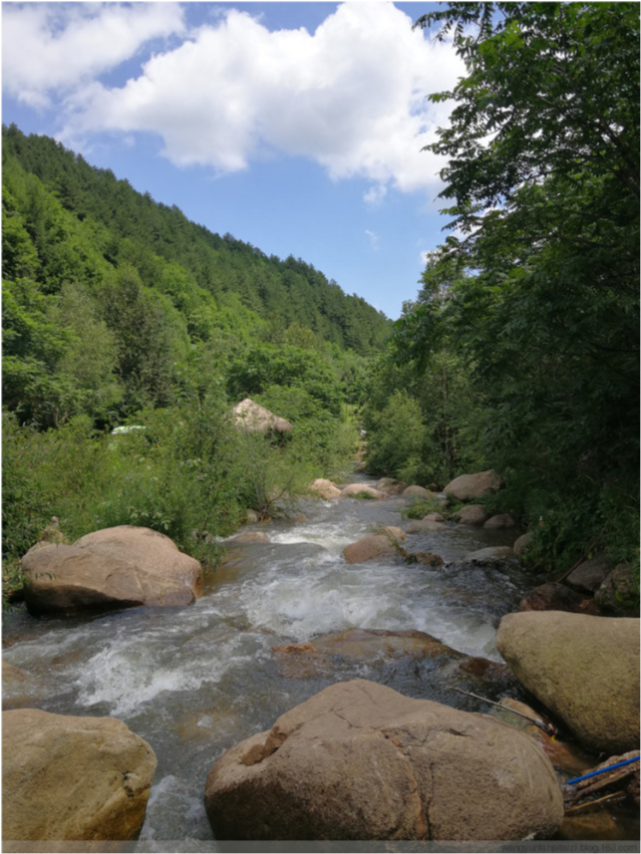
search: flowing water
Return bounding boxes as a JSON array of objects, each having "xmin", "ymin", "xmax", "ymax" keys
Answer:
[{"xmin": 3, "ymin": 477, "xmax": 633, "ymax": 849}]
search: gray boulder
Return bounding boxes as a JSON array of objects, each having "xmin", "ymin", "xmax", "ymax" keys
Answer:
[
  {"xmin": 453, "ymin": 505, "xmax": 488, "ymax": 526},
  {"xmin": 484, "ymin": 514, "xmax": 516, "ymax": 529},
  {"xmin": 205, "ymin": 679, "xmax": 563, "ymax": 841},
  {"xmin": 565, "ymin": 553, "xmax": 610, "ymax": 594},
  {"xmin": 444, "ymin": 470, "xmax": 505, "ymax": 501},
  {"xmin": 497, "ymin": 612, "xmax": 640, "ymax": 754}
]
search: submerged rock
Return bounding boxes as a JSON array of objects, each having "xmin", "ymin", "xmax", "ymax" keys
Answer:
[
  {"xmin": 22, "ymin": 526, "xmax": 203, "ymax": 615},
  {"xmin": 496, "ymin": 612, "xmax": 640, "ymax": 754},
  {"xmin": 205, "ymin": 679, "xmax": 563, "ymax": 841},
  {"xmin": 3, "ymin": 708, "xmax": 156, "ymax": 841},
  {"xmin": 343, "ymin": 534, "xmax": 398, "ymax": 564}
]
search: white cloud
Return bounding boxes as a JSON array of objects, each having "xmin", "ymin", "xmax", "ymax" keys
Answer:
[
  {"xmin": 365, "ymin": 229, "xmax": 380, "ymax": 251},
  {"xmin": 419, "ymin": 250, "xmax": 430, "ymax": 266},
  {"xmin": 5, "ymin": 3, "xmax": 464, "ymax": 197},
  {"xmin": 2, "ymin": 3, "xmax": 185, "ymax": 108}
]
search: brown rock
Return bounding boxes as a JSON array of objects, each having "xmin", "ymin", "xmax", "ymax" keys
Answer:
[
  {"xmin": 379, "ymin": 526, "xmax": 406, "ymax": 542},
  {"xmin": 2, "ymin": 709, "xmax": 156, "ymax": 841},
  {"xmin": 453, "ymin": 505, "xmax": 488, "ymax": 525},
  {"xmin": 423, "ymin": 513, "xmax": 445, "ymax": 522},
  {"xmin": 308, "ymin": 479, "xmax": 342, "ymax": 500},
  {"xmin": 341, "ymin": 484, "xmax": 385, "ymax": 499},
  {"xmin": 484, "ymin": 514, "xmax": 516, "ymax": 529},
  {"xmin": 595, "ymin": 563, "xmax": 639, "ymax": 615},
  {"xmin": 232, "ymin": 532, "xmax": 270, "ymax": 544},
  {"xmin": 565, "ymin": 553, "xmax": 610, "ymax": 594},
  {"xmin": 410, "ymin": 551, "xmax": 444, "ymax": 566},
  {"xmin": 2, "ymin": 661, "xmax": 47, "ymax": 711},
  {"xmin": 205, "ymin": 679, "xmax": 563, "ymax": 841},
  {"xmin": 22, "ymin": 526, "xmax": 203, "ymax": 615},
  {"xmin": 496, "ymin": 612, "xmax": 640, "ymax": 754},
  {"xmin": 343, "ymin": 535, "xmax": 398, "ymax": 564},
  {"xmin": 444, "ymin": 470, "xmax": 505, "ymax": 501},
  {"xmin": 513, "ymin": 532, "xmax": 534, "ymax": 557},
  {"xmin": 518, "ymin": 582, "xmax": 599, "ymax": 615},
  {"xmin": 375, "ymin": 478, "xmax": 407, "ymax": 496}
]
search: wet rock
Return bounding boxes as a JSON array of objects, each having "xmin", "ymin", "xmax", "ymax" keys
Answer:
[
  {"xmin": 518, "ymin": 582, "xmax": 600, "ymax": 615},
  {"xmin": 423, "ymin": 513, "xmax": 445, "ymax": 523},
  {"xmin": 452, "ymin": 505, "xmax": 488, "ymax": 525},
  {"xmin": 2, "ymin": 661, "xmax": 46, "ymax": 711},
  {"xmin": 484, "ymin": 514, "xmax": 516, "ymax": 529},
  {"xmin": 406, "ymin": 519, "xmax": 448, "ymax": 534},
  {"xmin": 22, "ymin": 526, "xmax": 203, "ymax": 615},
  {"xmin": 341, "ymin": 484, "xmax": 385, "ymax": 499},
  {"xmin": 379, "ymin": 526, "xmax": 406, "ymax": 542},
  {"xmin": 513, "ymin": 532, "xmax": 534, "ymax": 557},
  {"xmin": 464, "ymin": 546, "xmax": 514, "ymax": 561},
  {"xmin": 343, "ymin": 534, "xmax": 398, "ymax": 564},
  {"xmin": 444, "ymin": 470, "xmax": 505, "ymax": 502},
  {"xmin": 402, "ymin": 485, "xmax": 433, "ymax": 498},
  {"xmin": 205, "ymin": 679, "xmax": 563, "ymax": 841},
  {"xmin": 375, "ymin": 478, "xmax": 407, "ymax": 496},
  {"xmin": 496, "ymin": 612, "xmax": 640, "ymax": 754},
  {"xmin": 409, "ymin": 551, "xmax": 444, "ymax": 566},
  {"xmin": 595, "ymin": 563, "xmax": 639, "ymax": 615},
  {"xmin": 308, "ymin": 478, "xmax": 342, "ymax": 500},
  {"xmin": 457, "ymin": 657, "xmax": 513, "ymax": 687},
  {"xmin": 233, "ymin": 532, "xmax": 270, "ymax": 544},
  {"xmin": 565, "ymin": 553, "xmax": 610, "ymax": 594},
  {"xmin": 2, "ymin": 708, "xmax": 156, "ymax": 841},
  {"xmin": 558, "ymin": 811, "xmax": 630, "ymax": 841}
]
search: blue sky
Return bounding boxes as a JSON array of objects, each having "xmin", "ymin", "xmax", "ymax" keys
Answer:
[{"xmin": 2, "ymin": 2, "xmax": 465, "ymax": 320}]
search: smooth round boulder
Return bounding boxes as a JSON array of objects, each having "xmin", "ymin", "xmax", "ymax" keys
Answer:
[
  {"xmin": 341, "ymin": 484, "xmax": 385, "ymax": 499},
  {"xmin": 205, "ymin": 679, "xmax": 563, "ymax": 841},
  {"xmin": 444, "ymin": 470, "xmax": 505, "ymax": 501},
  {"xmin": 496, "ymin": 612, "xmax": 640, "ymax": 754},
  {"xmin": 423, "ymin": 512, "xmax": 445, "ymax": 522},
  {"xmin": 453, "ymin": 505, "xmax": 488, "ymax": 525},
  {"xmin": 343, "ymin": 535, "xmax": 398, "ymax": 564},
  {"xmin": 484, "ymin": 514, "xmax": 516, "ymax": 529},
  {"xmin": 3, "ymin": 709, "xmax": 156, "ymax": 841},
  {"xmin": 513, "ymin": 532, "xmax": 534, "ymax": 557},
  {"xmin": 308, "ymin": 478, "xmax": 342, "ymax": 500},
  {"xmin": 22, "ymin": 526, "xmax": 203, "ymax": 615}
]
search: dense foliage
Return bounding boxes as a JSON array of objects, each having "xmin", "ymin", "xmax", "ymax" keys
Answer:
[
  {"xmin": 2, "ymin": 127, "xmax": 383, "ymax": 599},
  {"xmin": 367, "ymin": 2, "xmax": 639, "ymax": 587}
]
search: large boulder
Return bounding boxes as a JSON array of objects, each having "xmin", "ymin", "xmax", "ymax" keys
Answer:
[
  {"xmin": 444, "ymin": 470, "xmax": 505, "ymax": 501},
  {"xmin": 496, "ymin": 612, "xmax": 640, "ymax": 754},
  {"xmin": 2, "ymin": 709, "xmax": 156, "ymax": 841},
  {"xmin": 484, "ymin": 514, "xmax": 516, "ymax": 529},
  {"xmin": 341, "ymin": 484, "xmax": 385, "ymax": 499},
  {"xmin": 402, "ymin": 485, "xmax": 433, "ymax": 498},
  {"xmin": 232, "ymin": 398, "xmax": 292, "ymax": 433},
  {"xmin": 343, "ymin": 535, "xmax": 398, "ymax": 564},
  {"xmin": 308, "ymin": 478, "xmax": 342, "ymax": 500},
  {"xmin": 565, "ymin": 553, "xmax": 610, "ymax": 594},
  {"xmin": 452, "ymin": 505, "xmax": 488, "ymax": 526},
  {"xmin": 205, "ymin": 679, "xmax": 563, "ymax": 841},
  {"xmin": 22, "ymin": 526, "xmax": 203, "ymax": 615},
  {"xmin": 375, "ymin": 478, "xmax": 407, "ymax": 496}
]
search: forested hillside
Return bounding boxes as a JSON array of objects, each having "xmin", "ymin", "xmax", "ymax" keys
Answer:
[
  {"xmin": 2, "ymin": 125, "xmax": 389, "ymax": 589},
  {"xmin": 362, "ymin": 2, "xmax": 639, "ymax": 592}
]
